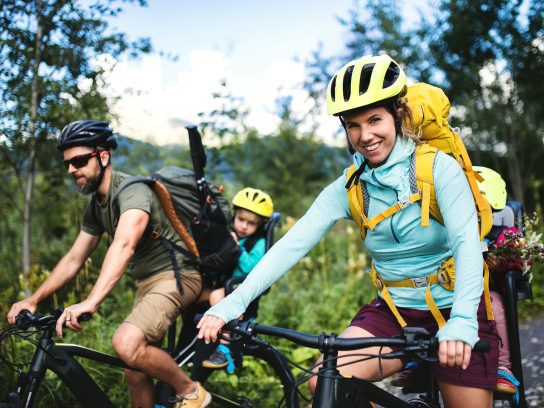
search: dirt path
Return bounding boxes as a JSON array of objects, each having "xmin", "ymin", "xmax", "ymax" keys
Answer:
[{"xmin": 519, "ymin": 314, "xmax": 544, "ymax": 406}]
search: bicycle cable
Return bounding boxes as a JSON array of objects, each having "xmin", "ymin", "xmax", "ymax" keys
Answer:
[{"xmin": 173, "ymin": 334, "xmax": 199, "ymax": 366}]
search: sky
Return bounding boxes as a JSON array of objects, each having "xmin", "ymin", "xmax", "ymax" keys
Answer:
[{"xmin": 102, "ymin": 1, "xmax": 424, "ymax": 146}]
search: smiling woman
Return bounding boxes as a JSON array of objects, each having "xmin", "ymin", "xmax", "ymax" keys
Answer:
[
  {"xmin": 198, "ymin": 53, "xmax": 500, "ymax": 407},
  {"xmin": 343, "ymin": 107, "xmax": 398, "ymax": 167}
]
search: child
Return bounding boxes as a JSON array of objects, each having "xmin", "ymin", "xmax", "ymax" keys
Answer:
[
  {"xmin": 202, "ymin": 187, "xmax": 274, "ymax": 370},
  {"xmin": 475, "ymin": 166, "xmax": 520, "ymax": 396},
  {"xmin": 391, "ymin": 166, "xmax": 519, "ymax": 396}
]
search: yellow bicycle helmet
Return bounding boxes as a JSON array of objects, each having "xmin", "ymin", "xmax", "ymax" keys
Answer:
[
  {"xmin": 327, "ymin": 54, "xmax": 407, "ymax": 116},
  {"xmin": 232, "ymin": 187, "xmax": 274, "ymax": 218},
  {"xmin": 474, "ymin": 166, "xmax": 507, "ymax": 210}
]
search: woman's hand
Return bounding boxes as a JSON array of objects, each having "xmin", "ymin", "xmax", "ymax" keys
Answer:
[
  {"xmin": 438, "ymin": 340, "xmax": 472, "ymax": 369},
  {"xmin": 197, "ymin": 314, "xmax": 226, "ymax": 344}
]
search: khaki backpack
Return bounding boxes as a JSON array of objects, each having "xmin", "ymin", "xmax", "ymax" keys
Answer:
[{"xmin": 346, "ymin": 82, "xmax": 494, "ymax": 328}]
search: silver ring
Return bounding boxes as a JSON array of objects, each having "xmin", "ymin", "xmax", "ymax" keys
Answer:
[{"xmin": 66, "ymin": 318, "xmax": 71, "ymax": 321}]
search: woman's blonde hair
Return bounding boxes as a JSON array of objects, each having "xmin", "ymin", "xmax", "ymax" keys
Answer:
[{"xmin": 396, "ymin": 96, "xmax": 420, "ymax": 144}]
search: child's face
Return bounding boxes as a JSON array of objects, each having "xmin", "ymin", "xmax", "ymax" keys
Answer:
[{"xmin": 234, "ymin": 208, "xmax": 261, "ymax": 238}]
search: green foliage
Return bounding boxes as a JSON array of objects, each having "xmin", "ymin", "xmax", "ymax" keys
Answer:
[
  {"xmin": 0, "ymin": 0, "xmax": 151, "ymax": 290},
  {"xmin": 220, "ymin": 126, "xmax": 350, "ymax": 218}
]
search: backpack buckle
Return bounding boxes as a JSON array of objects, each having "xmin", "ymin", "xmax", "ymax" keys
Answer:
[
  {"xmin": 411, "ymin": 276, "xmax": 429, "ymax": 288},
  {"xmin": 397, "ymin": 199, "xmax": 411, "ymax": 210},
  {"xmin": 438, "ymin": 270, "xmax": 450, "ymax": 284}
]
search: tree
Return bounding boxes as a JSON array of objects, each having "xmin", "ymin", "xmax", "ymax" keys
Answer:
[
  {"xmin": 197, "ymin": 78, "xmax": 250, "ymax": 145},
  {"xmin": 220, "ymin": 123, "xmax": 349, "ymax": 217},
  {"xmin": 429, "ymin": 0, "xmax": 544, "ymax": 208},
  {"xmin": 0, "ymin": 0, "xmax": 151, "ymax": 294},
  {"xmin": 304, "ymin": 0, "xmax": 544, "ymax": 211}
]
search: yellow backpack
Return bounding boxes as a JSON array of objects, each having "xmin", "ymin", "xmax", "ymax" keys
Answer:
[{"xmin": 345, "ymin": 82, "xmax": 494, "ymax": 328}]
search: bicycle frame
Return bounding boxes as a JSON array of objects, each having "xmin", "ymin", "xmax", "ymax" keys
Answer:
[
  {"xmin": 8, "ymin": 310, "xmax": 300, "ymax": 408},
  {"xmin": 313, "ymin": 337, "xmax": 437, "ymax": 408},
  {"xmin": 213, "ymin": 319, "xmax": 491, "ymax": 408},
  {"xmin": 11, "ymin": 324, "xmax": 129, "ymax": 408}
]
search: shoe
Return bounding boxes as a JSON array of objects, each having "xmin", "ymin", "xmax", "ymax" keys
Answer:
[
  {"xmin": 202, "ymin": 347, "xmax": 228, "ymax": 369},
  {"xmin": 170, "ymin": 382, "xmax": 211, "ymax": 407},
  {"xmin": 496, "ymin": 367, "xmax": 518, "ymax": 395}
]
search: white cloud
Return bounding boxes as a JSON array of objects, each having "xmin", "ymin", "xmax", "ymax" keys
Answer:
[
  {"xmin": 101, "ymin": 51, "xmax": 343, "ymax": 146},
  {"xmin": 103, "ymin": 50, "xmax": 230, "ymax": 145}
]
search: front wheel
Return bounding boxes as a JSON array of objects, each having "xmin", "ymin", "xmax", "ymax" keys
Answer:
[
  {"xmin": 193, "ymin": 342, "xmax": 300, "ymax": 408},
  {"xmin": 406, "ymin": 397, "xmax": 437, "ymax": 408}
]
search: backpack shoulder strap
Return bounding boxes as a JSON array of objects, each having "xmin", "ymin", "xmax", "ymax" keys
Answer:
[
  {"xmin": 151, "ymin": 179, "xmax": 199, "ymax": 257},
  {"xmin": 113, "ymin": 175, "xmax": 200, "ymax": 258},
  {"xmin": 112, "ymin": 176, "xmax": 155, "ymax": 223},
  {"xmin": 346, "ymin": 161, "xmax": 422, "ymax": 237},
  {"xmin": 453, "ymin": 131, "xmax": 493, "ymax": 240},
  {"xmin": 346, "ymin": 164, "xmax": 368, "ymax": 240},
  {"xmin": 242, "ymin": 232, "xmax": 265, "ymax": 253},
  {"xmin": 415, "ymin": 144, "xmax": 443, "ymax": 226}
]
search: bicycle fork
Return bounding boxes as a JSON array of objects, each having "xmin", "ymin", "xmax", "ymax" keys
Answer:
[
  {"xmin": 15, "ymin": 337, "xmax": 50, "ymax": 408},
  {"xmin": 312, "ymin": 335, "xmax": 373, "ymax": 408}
]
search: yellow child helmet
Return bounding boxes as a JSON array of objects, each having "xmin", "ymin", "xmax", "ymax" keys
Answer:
[
  {"xmin": 232, "ymin": 187, "xmax": 274, "ymax": 218},
  {"xmin": 327, "ymin": 54, "xmax": 407, "ymax": 116},
  {"xmin": 474, "ymin": 166, "xmax": 507, "ymax": 210}
]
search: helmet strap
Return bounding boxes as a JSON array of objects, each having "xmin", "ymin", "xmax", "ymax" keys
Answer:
[{"xmin": 95, "ymin": 149, "xmax": 111, "ymax": 188}]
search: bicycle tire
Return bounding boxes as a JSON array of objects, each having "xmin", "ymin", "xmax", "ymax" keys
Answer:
[
  {"xmin": 204, "ymin": 356, "xmax": 298, "ymax": 407},
  {"xmin": 191, "ymin": 343, "xmax": 300, "ymax": 408}
]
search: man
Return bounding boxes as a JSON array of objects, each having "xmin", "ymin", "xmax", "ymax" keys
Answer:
[{"xmin": 7, "ymin": 120, "xmax": 211, "ymax": 408}]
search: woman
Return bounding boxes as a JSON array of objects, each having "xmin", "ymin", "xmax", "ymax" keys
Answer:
[{"xmin": 198, "ymin": 54, "xmax": 499, "ymax": 407}]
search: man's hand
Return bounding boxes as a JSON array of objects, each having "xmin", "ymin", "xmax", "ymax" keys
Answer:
[
  {"xmin": 7, "ymin": 299, "xmax": 37, "ymax": 325},
  {"xmin": 438, "ymin": 340, "xmax": 472, "ymax": 369},
  {"xmin": 55, "ymin": 301, "xmax": 97, "ymax": 338}
]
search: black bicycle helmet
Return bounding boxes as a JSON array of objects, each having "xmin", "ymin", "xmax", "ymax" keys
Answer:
[{"xmin": 57, "ymin": 120, "xmax": 117, "ymax": 152}]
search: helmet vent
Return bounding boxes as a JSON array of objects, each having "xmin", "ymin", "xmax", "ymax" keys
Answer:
[
  {"xmin": 343, "ymin": 65, "xmax": 354, "ymax": 102},
  {"xmin": 359, "ymin": 63, "xmax": 375, "ymax": 95},
  {"xmin": 383, "ymin": 62, "xmax": 401, "ymax": 89},
  {"xmin": 330, "ymin": 75, "xmax": 337, "ymax": 102}
]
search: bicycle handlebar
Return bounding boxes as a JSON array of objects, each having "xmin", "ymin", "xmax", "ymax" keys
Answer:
[
  {"xmin": 194, "ymin": 314, "xmax": 490, "ymax": 353},
  {"xmin": 15, "ymin": 309, "xmax": 93, "ymax": 330}
]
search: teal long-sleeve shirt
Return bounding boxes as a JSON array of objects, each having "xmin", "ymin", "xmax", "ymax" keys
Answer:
[
  {"xmin": 206, "ymin": 137, "xmax": 484, "ymax": 347},
  {"xmin": 232, "ymin": 237, "xmax": 266, "ymax": 279}
]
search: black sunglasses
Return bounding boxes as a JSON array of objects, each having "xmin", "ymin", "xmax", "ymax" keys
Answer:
[{"xmin": 63, "ymin": 151, "xmax": 99, "ymax": 170}]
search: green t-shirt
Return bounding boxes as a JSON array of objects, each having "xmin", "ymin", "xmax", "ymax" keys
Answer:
[{"xmin": 81, "ymin": 171, "xmax": 192, "ymax": 280}]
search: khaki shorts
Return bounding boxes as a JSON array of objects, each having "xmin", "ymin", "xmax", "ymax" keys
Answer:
[{"xmin": 124, "ymin": 270, "xmax": 202, "ymax": 344}]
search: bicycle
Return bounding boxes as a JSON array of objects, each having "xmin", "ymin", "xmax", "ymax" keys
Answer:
[
  {"xmin": 0, "ymin": 309, "xmax": 299, "ymax": 408},
  {"xmin": 197, "ymin": 314, "xmax": 493, "ymax": 408}
]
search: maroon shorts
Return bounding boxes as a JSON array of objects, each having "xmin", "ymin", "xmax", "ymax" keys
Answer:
[{"xmin": 349, "ymin": 296, "xmax": 499, "ymax": 389}]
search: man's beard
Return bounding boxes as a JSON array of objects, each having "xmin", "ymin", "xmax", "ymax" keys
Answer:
[{"xmin": 76, "ymin": 173, "xmax": 101, "ymax": 195}]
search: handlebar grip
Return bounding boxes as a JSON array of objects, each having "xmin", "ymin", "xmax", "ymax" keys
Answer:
[
  {"xmin": 79, "ymin": 313, "xmax": 93, "ymax": 322},
  {"xmin": 473, "ymin": 339, "xmax": 490, "ymax": 353},
  {"xmin": 194, "ymin": 313, "xmax": 204, "ymax": 325},
  {"xmin": 15, "ymin": 309, "xmax": 33, "ymax": 330}
]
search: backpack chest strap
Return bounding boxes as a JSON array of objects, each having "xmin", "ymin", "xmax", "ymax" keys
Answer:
[{"xmin": 365, "ymin": 191, "xmax": 422, "ymax": 230}]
